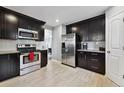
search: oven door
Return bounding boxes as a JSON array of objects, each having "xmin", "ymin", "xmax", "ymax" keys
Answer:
[
  {"xmin": 20, "ymin": 52, "xmax": 41, "ymax": 69},
  {"xmin": 18, "ymin": 28, "xmax": 38, "ymax": 40}
]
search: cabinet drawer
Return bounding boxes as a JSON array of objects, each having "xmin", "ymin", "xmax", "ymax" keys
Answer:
[
  {"xmin": 88, "ymin": 64, "xmax": 105, "ymax": 74},
  {"xmin": 87, "ymin": 58, "xmax": 99, "ymax": 62},
  {"xmin": 87, "ymin": 59, "xmax": 100, "ymax": 67},
  {"xmin": 87, "ymin": 52, "xmax": 105, "ymax": 60},
  {"xmin": 88, "ymin": 65, "xmax": 99, "ymax": 70},
  {"xmin": 87, "ymin": 52, "xmax": 105, "ymax": 74}
]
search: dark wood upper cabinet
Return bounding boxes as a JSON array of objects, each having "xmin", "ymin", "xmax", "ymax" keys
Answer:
[
  {"xmin": 18, "ymin": 16, "xmax": 45, "ymax": 41},
  {"xmin": 0, "ymin": 10, "xmax": 3, "ymax": 39},
  {"xmin": 4, "ymin": 13, "xmax": 18, "ymax": 40},
  {"xmin": 0, "ymin": 10, "xmax": 18, "ymax": 40},
  {"xmin": 79, "ymin": 22, "xmax": 88, "ymax": 41},
  {"xmin": 88, "ymin": 20, "xmax": 99, "ymax": 41},
  {"xmin": 19, "ymin": 16, "xmax": 42, "ymax": 31},
  {"xmin": 38, "ymin": 27, "xmax": 44, "ymax": 41},
  {"xmin": 66, "ymin": 14, "xmax": 105, "ymax": 42},
  {"xmin": 0, "ymin": 6, "xmax": 46, "ymax": 41},
  {"xmin": 88, "ymin": 16, "xmax": 105, "ymax": 41}
]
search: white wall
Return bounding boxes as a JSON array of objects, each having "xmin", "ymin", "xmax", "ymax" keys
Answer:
[
  {"xmin": 45, "ymin": 28, "xmax": 52, "ymax": 48},
  {"xmin": 0, "ymin": 39, "xmax": 36, "ymax": 51},
  {"xmin": 52, "ymin": 25, "xmax": 66, "ymax": 61}
]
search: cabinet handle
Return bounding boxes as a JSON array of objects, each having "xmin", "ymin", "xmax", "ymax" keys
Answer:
[
  {"xmin": 122, "ymin": 46, "xmax": 124, "ymax": 51},
  {"xmin": 91, "ymin": 58, "xmax": 98, "ymax": 61},
  {"xmin": 91, "ymin": 66, "xmax": 99, "ymax": 69},
  {"xmin": 80, "ymin": 52, "xmax": 83, "ymax": 54},
  {"xmin": 16, "ymin": 35, "xmax": 18, "ymax": 39},
  {"xmin": 85, "ymin": 55, "xmax": 86, "ymax": 60},
  {"xmin": 91, "ymin": 53, "xmax": 98, "ymax": 55},
  {"xmin": 8, "ymin": 55, "xmax": 10, "ymax": 60},
  {"xmin": 107, "ymin": 51, "xmax": 110, "ymax": 53}
]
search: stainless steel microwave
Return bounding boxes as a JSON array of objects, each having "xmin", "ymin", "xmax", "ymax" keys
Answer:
[{"xmin": 18, "ymin": 28, "xmax": 38, "ymax": 40}]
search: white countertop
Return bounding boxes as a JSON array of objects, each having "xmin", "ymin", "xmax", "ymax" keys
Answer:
[
  {"xmin": 77, "ymin": 49, "xmax": 105, "ymax": 53},
  {"xmin": 0, "ymin": 51, "xmax": 20, "ymax": 55}
]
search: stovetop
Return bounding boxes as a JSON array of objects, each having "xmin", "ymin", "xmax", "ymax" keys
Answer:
[{"xmin": 17, "ymin": 47, "xmax": 37, "ymax": 53}]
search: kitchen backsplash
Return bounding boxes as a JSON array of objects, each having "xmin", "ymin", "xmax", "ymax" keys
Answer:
[
  {"xmin": 0, "ymin": 40, "xmax": 17, "ymax": 51},
  {"xmin": 0, "ymin": 39, "xmax": 47, "ymax": 51},
  {"xmin": 81, "ymin": 41, "xmax": 105, "ymax": 50}
]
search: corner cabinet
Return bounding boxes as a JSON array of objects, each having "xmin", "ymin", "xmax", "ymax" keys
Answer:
[{"xmin": 0, "ymin": 53, "xmax": 20, "ymax": 81}]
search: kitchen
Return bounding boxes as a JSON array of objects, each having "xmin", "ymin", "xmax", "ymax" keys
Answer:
[{"xmin": 0, "ymin": 6, "xmax": 124, "ymax": 87}]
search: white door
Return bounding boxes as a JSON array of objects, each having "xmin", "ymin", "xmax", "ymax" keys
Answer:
[{"xmin": 107, "ymin": 12, "xmax": 124, "ymax": 86}]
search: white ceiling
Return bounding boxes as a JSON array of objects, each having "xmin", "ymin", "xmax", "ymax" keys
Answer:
[{"xmin": 5, "ymin": 6, "xmax": 110, "ymax": 26}]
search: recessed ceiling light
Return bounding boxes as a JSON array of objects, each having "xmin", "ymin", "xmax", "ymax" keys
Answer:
[{"xmin": 56, "ymin": 19, "xmax": 59, "ymax": 23}]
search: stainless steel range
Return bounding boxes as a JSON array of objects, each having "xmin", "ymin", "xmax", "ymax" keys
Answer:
[{"xmin": 17, "ymin": 44, "xmax": 41, "ymax": 75}]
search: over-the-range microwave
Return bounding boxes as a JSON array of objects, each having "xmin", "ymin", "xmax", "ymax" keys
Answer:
[{"xmin": 18, "ymin": 28, "xmax": 39, "ymax": 40}]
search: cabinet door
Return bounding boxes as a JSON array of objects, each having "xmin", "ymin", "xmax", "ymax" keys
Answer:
[
  {"xmin": 8, "ymin": 54, "xmax": 20, "ymax": 77},
  {"xmin": 88, "ymin": 19, "xmax": 99, "ymax": 41},
  {"xmin": 4, "ymin": 13, "xmax": 18, "ymax": 40},
  {"xmin": 38, "ymin": 28, "xmax": 44, "ymax": 41},
  {"xmin": 0, "ymin": 55, "xmax": 9, "ymax": 81},
  {"xmin": 0, "ymin": 54, "xmax": 19, "ymax": 81},
  {"xmin": 98, "ymin": 18, "xmax": 105, "ymax": 41},
  {"xmin": 66, "ymin": 25, "xmax": 72, "ymax": 34},
  {"xmin": 19, "ymin": 16, "xmax": 31, "ymax": 29},
  {"xmin": 30, "ymin": 21, "xmax": 41, "ymax": 31},
  {"xmin": 80, "ymin": 22, "xmax": 88, "ymax": 41},
  {"xmin": 41, "ymin": 50, "xmax": 47, "ymax": 67},
  {"xmin": 19, "ymin": 16, "xmax": 41, "ymax": 31},
  {"xmin": 0, "ymin": 10, "xmax": 3, "ymax": 39},
  {"xmin": 77, "ymin": 51, "xmax": 87, "ymax": 68},
  {"xmin": 88, "ymin": 16, "xmax": 105, "ymax": 41}
]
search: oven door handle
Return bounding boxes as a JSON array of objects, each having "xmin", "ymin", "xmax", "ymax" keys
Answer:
[{"xmin": 21, "ymin": 52, "xmax": 40, "ymax": 56}]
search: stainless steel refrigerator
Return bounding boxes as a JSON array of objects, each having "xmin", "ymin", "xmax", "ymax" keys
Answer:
[{"xmin": 62, "ymin": 33, "xmax": 76, "ymax": 67}]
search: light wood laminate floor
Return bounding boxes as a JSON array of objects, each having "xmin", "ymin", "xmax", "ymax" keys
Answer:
[{"xmin": 0, "ymin": 59, "xmax": 118, "ymax": 87}]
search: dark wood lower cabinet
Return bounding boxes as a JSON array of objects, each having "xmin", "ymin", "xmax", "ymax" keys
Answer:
[
  {"xmin": 40, "ymin": 50, "xmax": 48, "ymax": 67},
  {"xmin": 77, "ymin": 51, "xmax": 87, "ymax": 69},
  {"xmin": 77, "ymin": 51, "xmax": 105, "ymax": 75},
  {"xmin": 0, "ymin": 53, "xmax": 20, "ymax": 81}
]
